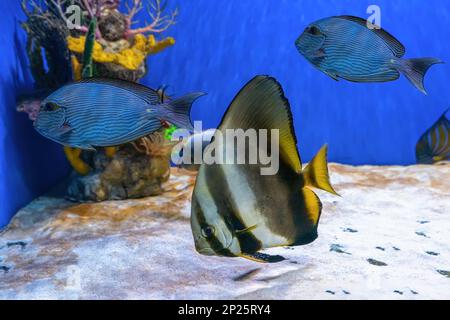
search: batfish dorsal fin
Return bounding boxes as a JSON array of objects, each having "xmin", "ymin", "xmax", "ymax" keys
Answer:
[
  {"xmin": 76, "ymin": 78, "xmax": 161, "ymax": 104},
  {"xmin": 336, "ymin": 15, "xmax": 406, "ymax": 58},
  {"xmin": 218, "ymin": 76, "xmax": 302, "ymax": 173}
]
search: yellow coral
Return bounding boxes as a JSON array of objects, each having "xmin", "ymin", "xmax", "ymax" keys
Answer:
[
  {"xmin": 64, "ymin": 147, "xmax": 91, "ymax": 176},
  {"xmin": 104, "ymin": 147, "xmax": 117, "ymax": 158},
  {"xmin": 147, "ymin": 35, "xmax": 175, "ymax": 54},
  {"xmin": 71, "ymin": 55, "xmax": 82, "ymax": 81},
  {"xmin": 67, "ymin": 34, "xmax": 175, "ymax": 71}
]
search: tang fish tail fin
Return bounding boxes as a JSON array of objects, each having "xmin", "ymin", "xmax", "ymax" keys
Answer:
[
  {"xmin": 302, "ymin": 144, "xmax": 339, "ymax": 196},
  {"xmin": 164, "ymin": 92, "xmax": 206, "ymax": 131},
  {"xmin": 397, "ymin": 58, "xmax": 443, "ymax": 95}
]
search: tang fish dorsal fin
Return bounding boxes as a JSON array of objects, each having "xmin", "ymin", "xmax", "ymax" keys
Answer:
[
  {"xmin": 76, "ymin": 78, "xmax": 161, "ymax": 105},
  {"xmin": 336, "ymin": 15, "xmax": 406, "ymax": 58},
  {"xmin": 218, "ymin": 76, "xmax": 302, "ymax": 173}
]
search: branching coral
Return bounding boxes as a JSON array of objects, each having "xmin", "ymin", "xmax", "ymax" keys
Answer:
[
  {"xmin": 125, "ymin": 0, "xmax": 178, "ymax": 36},
  {"xmin": 44, "ymin": 0, "xmax": 177, "ymax": 39}
]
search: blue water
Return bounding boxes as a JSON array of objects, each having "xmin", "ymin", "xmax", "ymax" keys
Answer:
[{"xmin": 0, "ymin": 0, "xmax": 449, "ymax": 227}]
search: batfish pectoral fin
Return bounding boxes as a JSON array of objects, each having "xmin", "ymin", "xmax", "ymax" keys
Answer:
[
  {"xmin": 239, "ymin": 252, "xmax": 286, "ymax": 264},
  {"xmin": 324, "ymin": 69, "xmax": 339, "ymax": 81},
  {"xmin": 235, "ymin": 224, "xmax": 258, "ymax": 236}
]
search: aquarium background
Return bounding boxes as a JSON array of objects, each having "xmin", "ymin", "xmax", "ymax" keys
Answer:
[{"xmin": 1, "ymin": 0, "xmax": 449, "ymax": 228}]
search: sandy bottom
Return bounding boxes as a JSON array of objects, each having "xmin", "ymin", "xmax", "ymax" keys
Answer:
[{"xmin": 0, "ymin": 163, "xmax": 449, "ymax": 299}]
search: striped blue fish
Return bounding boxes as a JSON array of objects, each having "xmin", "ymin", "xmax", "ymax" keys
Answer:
[
  {"xmin": 190, "ymin": 76, "xmax": 339, "ymax": 263},
  {"xmin": 34, "ymin": 78, "xmax": 205, "ymax": 150},
  {"xmin": 416, "ymin": 109, "xmax": 450, "ymax": 164},
  {"xmin": 295, "ymin": 15, "xmax": 442, "ymax": 94}
]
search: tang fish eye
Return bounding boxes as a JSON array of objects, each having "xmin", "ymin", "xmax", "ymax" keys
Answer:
[
  {"xmin": 201, "ymin": 225, "xmax": 215, "ymax": 239},
  {"xmin": 306, "ymin": 26, "xmax": 322, "ymax": 36},
  {"xmin": 41, "ymin": 102, "xmax": 60, "ymax": 112}
]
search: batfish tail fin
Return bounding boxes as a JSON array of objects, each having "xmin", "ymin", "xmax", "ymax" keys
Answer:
[
  {"xmin": 164, "ymin": 92, "xmax": 206, "ymax": 131},
  {"xmin": 302, "ymin": 144, "xmax": 339, "ymax": 196},
  {"xmin": 396, "ymin": 58, "xmax": 443, "ymax": 95}
]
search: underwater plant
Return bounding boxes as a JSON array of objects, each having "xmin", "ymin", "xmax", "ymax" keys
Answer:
[{"xmin": 19, "ymin": 0, "xmax": 182, "ymax": 201}]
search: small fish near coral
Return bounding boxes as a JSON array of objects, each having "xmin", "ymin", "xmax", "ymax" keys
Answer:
[
  {"xmin": 416, "ymin": 109, "xmax": 450, "ymax": 164},
  {"xmin": 33, "ymin": 78, "xmax": 205, "ymax": 150},
  {"xmin": 190, "ymin": 76, "xmax": 339, "ymax": 263},
  {"xmin": 295, "ymin": 15, "xmax": 443, "ymax": 94}
]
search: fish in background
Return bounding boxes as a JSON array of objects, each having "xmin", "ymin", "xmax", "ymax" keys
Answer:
[
  {"xmin": 174, "ymin": 129, "xmax": 216, "ymax": 171},
  {"xmin": 190, "ymin": 76, "xmax": 339, "ymax": 263},
  {"xmin": 295, "ymin": 15, "xmax": 443, "ymax": 94},
  {"xmin": 416, "ymin": 109, "xmax": 449, "ymax": 164},
  {"xmin": 33, "ymin": 78, "xmax": 205, "ymax": 150}
]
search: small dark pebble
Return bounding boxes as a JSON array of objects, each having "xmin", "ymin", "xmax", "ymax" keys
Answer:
[
  {"xmin": 376, "ymin": 246, "xmax": 385, "ymax": 251},
  {"xmin": 0, "ymin": 265, "xmax": 11, "ymax": 273},
  {"xmin": 411, "ymin": 290, "xmax": 418, "ymax": 295},
  {"xmin": 326, "ymin": 290, "xmax": 335, "ymax": 295},
  {"xmin": 330, "ymin": 244, "xmax": 351, "ymax": 255},
  {"xmin": 394, "ymin": 290, "xmax": 403, "ymax": 295},
  {"xmin": 290, "ymin": 261, "xmax": 299, "ymax": 265},
  {"xmin": 392, "ymin": 246, "xmax": 401, "ymax": 251},
  {"xmin": 426, "ymin": 251, "xmax": 439, "ymax": 256},
  {"xmin": 367, "ymin": 258, "xmax": 387, "ymax": 266},
  {"xmin": 7, "ymin": 241, "xmax": 27, "ymax": 249},
  {"xmin": 342, "ymin": 228, "xmax": 358, "ymax": 233},
  {"xmin": 342, "ymin": 290, "xmax": 350, "ymax": 295},
  {"xmin": 437, "ymin": 270, "xmax": 450, "ymax": 278},
  {"xmin": 417, "ymin": 220, "xmax": 430, "ymax": 224},
  {"xmin": 415, "ymin": 232, "xmax": 429, "ymax": 238}
]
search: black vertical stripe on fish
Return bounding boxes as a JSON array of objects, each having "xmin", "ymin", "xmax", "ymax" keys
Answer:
[
  {"xmin": 204, "ymin": 165, "xmax": 263, "ymax": 254},
  {"xmin": 191, "ymin": 194, "xmax": 235, "ymax": 257}
]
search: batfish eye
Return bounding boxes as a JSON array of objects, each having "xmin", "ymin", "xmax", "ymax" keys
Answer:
[
  {"xmin": 42, "ymin": 102, "xmax": 60, "ymax": 112},
  {"xmin": 307, "ymin": 26, "xmax": 322, "ymax": 36},
  {"xmin": 201, "ymin": 225, "xmax": 215, "ymax": 239}
]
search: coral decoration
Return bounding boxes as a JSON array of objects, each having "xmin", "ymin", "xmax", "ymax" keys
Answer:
[
  {"xmin": 67, "ymin": 34, "xmax": 175, "ymax": 71},
  {"xmin": 64, "ymin": 147, "xmax": 92, "ymax": 176},
  {"xmin": 71, "ymin": 55, "xmax": 83, "ymax": 81}
]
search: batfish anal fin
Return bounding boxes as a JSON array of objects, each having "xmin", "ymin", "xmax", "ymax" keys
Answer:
[
  {"xmin": 336, "ymin": 15, "xmax": 406, "ymax": 58},
  {"xmin": 240, "ymin": 252, "xmax": 286, "ymax": 264},
  {"xmin": 217, "ymin": 75, "xmax": 302, "ymax": 172},
  {"xmin": 301, "ymin": 187, "xmax": 322, "ymax": 226}
]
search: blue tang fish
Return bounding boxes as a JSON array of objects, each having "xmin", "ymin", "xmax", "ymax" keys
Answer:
[
  {"xmin": 34, "ymin": 78, "xmax": 205, "ymax": 150},
  {"xmin": 295, "ymin": 15, "xmax": 442, "ymax": 94},
  {"xmin": 416, "ymin": 109, "xmax": 449, "ymax": 164}
]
